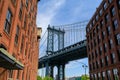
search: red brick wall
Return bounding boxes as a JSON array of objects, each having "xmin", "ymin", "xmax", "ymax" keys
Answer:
[
  {"xmin": 0, "ymin": 0, "xmax": 40, "ymax": 80},
  {"xmin": 86, "ymin": 0, "xmax": 120, "ymax": 80}
]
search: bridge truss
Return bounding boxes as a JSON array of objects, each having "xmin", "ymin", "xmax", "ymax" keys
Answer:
[{"xmin": 39, "ymin": 20, "xmax": 88, "ymax": 80}]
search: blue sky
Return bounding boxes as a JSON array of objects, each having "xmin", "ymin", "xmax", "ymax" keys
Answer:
[{"xmin": 37, "ymin": 0, "xmax": 102, "ymax": 78}]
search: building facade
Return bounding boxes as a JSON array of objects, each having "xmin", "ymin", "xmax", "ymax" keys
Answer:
[
  {"xmin": 86, "ymin": 0, "xmax": 120, "ymax": 80},
  {"xmin": 0, "ymin": 0, "xmax": 41, "ymax": 80}
]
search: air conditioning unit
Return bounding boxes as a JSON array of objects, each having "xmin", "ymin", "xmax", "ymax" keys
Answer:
[{"xmin": 8, "ymin": 78, "xmax": 13, "ymax": 80}]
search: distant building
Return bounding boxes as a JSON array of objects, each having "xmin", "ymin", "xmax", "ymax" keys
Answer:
[
  {"xmin": 68, "ymin": 76, "xmax": 81, "ymax": 80},
  {"xmin": 86, "ymin": 0, "xmax": 120, "ymax": 80},
  {"xmin": 0, "ymin": 0, "xmax": 41, "ymax": 80}
]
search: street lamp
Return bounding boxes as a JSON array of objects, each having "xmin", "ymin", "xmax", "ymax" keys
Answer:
[
  {"xmin": 82, "ymin": 65, "xmax": 88, "ymax": 76},
  {"xmin": 75, "ymin": 60, "xmax": 88, "ymax": 76}
]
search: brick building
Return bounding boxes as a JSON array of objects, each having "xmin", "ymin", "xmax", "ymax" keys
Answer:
[
  {"xmin": 86, "ymin": 0, "xmax": 120, "ymax": 80},
  {"xmin": 0, "ymin": 0, "xmax": 41, "ymax": 80}
]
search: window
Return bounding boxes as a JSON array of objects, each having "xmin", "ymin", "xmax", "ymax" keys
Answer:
[
  {"xmin": 105, "ymin": 56, "xmax": 109, "ymax": 66},
  {"xmin": 111, "ymin": 53, "xmax": 116, "ymax": 64},
  {"xmin": 99, "ymin": 47, "xmax": 102, "ymax": 55},
  {"xmin": 90, "ymin": 24, "xmax": 92, "ymax": 29},
  {"xmin": 109, "ymin": 0, "xmax": 112, "ymax": 3},
  {"xmin": 97, "ymin": 35, "xmax": 100, "ymax": 44},
  {"xmin": 15, "ymin": 26, "xmax": 19, "ymax": 44},
  {"xmin": 98, "ymin": 60, "xmax": 100, "ymax": 68},
  {"xmin": 102, "ymin": 72, "xmax": 105, "ymax": 80},
  {"xmin": 92, "ymin": 52, "xmax": 94, "ymax": 59},
  {"xmin": 93, "ymin": 29, "xmax": 96, "ymax": 37},
  {"xmin": 102, "ymin": 59, "xmax": 104, "ymax": 67},
  {"xmin": 102, "ymin": 31, "xmax": 105, "ymax": 39},
  {"xmin": 98, "ymin": 73, "xmax": 101, "ymax": 80},
  {"xmin": 8, "ymin": 70, "xmax": 13, "ymax": 78},
  {"xmin": 90, "ymin": 64, "xmax": 92, "ymax": 70},
  {"xmin": 107, "ymin": 26, "xmax": 111, "ymax": 35},
  {"xmin": 87, "ymin": 28, "xmax": 89, "ymax": 32},
  {"xmin": 118, "ymin": 0, "xmax": 120, "ymax": 8},
  {"xmin": 89, "ymin": 54, "xmax": 91, "ymax": 61},
  {"xmin": 104, "ymin": 2, "xmax": 107, "ymax": 10},
  {"xmin": 90, "ymin": 33, "xmax": 92, "ymax": 40},
  {"xmin": 96, "ymin": 61, "xmax": 98, "ymax": 69},
  {"xmin": 97, "ymin": 49, "xmax": 99, "ymax": 56},
  {"xmin": 95, "ymin": 50, "xmax": 97, "ymax": 57},
  {"xmin": 94, "ymin": 74, "xmax": 97, "ymax": 80},
  {"xmin": 25, "ymin": 42, "xmax": 27, "ymax": 56},
  {"xmin": 93, "ymin": 62, "xmax": 95, "ymax": 69},
  {"xmin": 26, "ymin": 0, "xmax": 28, "ymax": 7},
  {"xmin": 113, "ymin": 69, "xmax": 119, "ymax": 80},
  {"xmin": 100, "ymin": 9, "xmax": 103, "ymax": 16},
  {"xmin": 104, "ymin": 43, "xmax": 107, "ymax": 53},
  {"xmin": 116, "ymin": 34, "xmax": 120, "ymax": 45},
  {"xmin": 96, "ymin": 25, "xmax": 100, "ymax": 32},
  {"xmin": 4, "ymin": 9, "xmax": 12, "ymax": 34},
  {"xmin": 90, "ymin": 74, "xmax": 93, "ymax": 80},
  {"xmin": 92, "ymin": 20, "xmax": 95, "ymax": 25},
  {"xmin": 24, "ymin": 16, "xmax": 26, "ymax": 28},
  {"xmin": 113, "ymin": 19, "xmax": 118, "ymax": 30},
  {"xmin": 19, "ymin": 3, "xmax": 23, "ymax": 20},
  {"xmin": 117, "ymin": 49, "xmax": 120, "ymax": 61},
  {"xmin": 100, "ymin": 20, "xmax": 104, "ymax": 28},
  {"xmin": 107, "ymin": 70, "xmax": 111, "ymax": 80},
  {"xmin": 98, "ymin": 35, "xmax": 100, "ymax": 42},
  {"xmin": 100, "ymin": 59, "xmax": 102, "ymax": 67},
  {"xmin": 109, "ymin": 39, "xmax": 113, "ymax": 49},
  {"xmin": 94, "ymin": 39, "xmax": 96, "ymax": 47},
  {"xmin": 88, "ymin": 45, "xmax": 90, "ymax": 51},
  {"xmin": 111, "ymin": 6, "xmax": 115, "ymax": 16},
  {"xmin": 20, "ymin": 35, "xmax": 24, "ymax": 53},
  {"xmin": 105, "ymin": 14, "xmax": 109, "ymax": 23},
  {"xmin": 96, "ymin": 15, "xmax": 99, "ymax": 21}
]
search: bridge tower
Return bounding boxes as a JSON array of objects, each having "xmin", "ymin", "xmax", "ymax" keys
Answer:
[
  {"xmin": 46, "ymin": 25, "xmax": 65, "ymax": 55},
  {"xmin": 45, "ymin": 25, "xmax": 65, "ymax": 80}
]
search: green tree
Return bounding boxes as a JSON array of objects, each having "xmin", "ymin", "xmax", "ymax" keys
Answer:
[
  {"xmin": 81, "ymin": 75, "xmax": 90, "ymax": 80},
  {"xmin": 43, "ymin": 76, "xmax": 53, "ymax": 80},
  {"xmin": 37, "ymin": 76, "xmax": 42, "ymax": 80}
]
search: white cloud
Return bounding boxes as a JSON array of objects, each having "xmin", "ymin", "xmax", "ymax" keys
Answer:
[{"xmin": 37, "ymin": 0, "xmax": 66, "ymax": 35}]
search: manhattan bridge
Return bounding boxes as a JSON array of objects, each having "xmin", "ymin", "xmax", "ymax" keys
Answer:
[{"xmin": 38, "ymin": 20, "xmax": 88, "ymax": 80}]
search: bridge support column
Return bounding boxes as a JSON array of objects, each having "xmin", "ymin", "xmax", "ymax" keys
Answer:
[
  {"xmin": 62, "ymin": 64, "xmax": 65, "ymax": 80},
  {"xmin": 50, "ymin": 66, "xmax": 54, "ymax": 78},
  {"xmin": 57, "ymin": 64, "xmax": 65, "ymax": 80},
  {"xmin": 45, "ymin": 62, "xmax": 49, "ymax": 76}
]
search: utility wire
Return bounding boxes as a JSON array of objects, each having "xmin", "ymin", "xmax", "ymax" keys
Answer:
[
  {"xmin": 40, "ymin": 30, "xmax": 47, "ymax": 41},
  {"xmin": 40, "ymin": 38, "xmax": 47, "ymax": 49}
]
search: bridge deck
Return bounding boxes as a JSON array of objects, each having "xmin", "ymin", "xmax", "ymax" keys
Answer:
[{"xmin": 38, "ymin": 40, "xmax": 87, "ymax": 68}]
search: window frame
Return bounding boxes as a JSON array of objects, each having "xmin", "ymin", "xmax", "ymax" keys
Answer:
[
  {"xmin": 14, "ymin": 26, "xmax": 19, "ymax": 45},
  {"xmin": 4, "ymin": 9, "xmax": 12, "ymax": 34},
  {"xmin": 116, "ymin": 34, "xmax": 120, "ymax": 45},
  {"xmin": 111, "ymin": 6, "xmax": 115, "ymax": 16},
  {"xmin": 19, "ymin": 3, "xmax": 23, "ymax": 20},
  {"xmin": 113, "ymin": 19, "xmax": 118, "ymax": 30},
  {"xmin": 103, "ymin": 2, "xmax": 107, "ymax": 10},
  {"xmin": 105, "ymin": 13, "xmax": 109, "ymax": 23},
  {"xmin": 107, "ymin": 26, "xmax": 111, "ymax": 35},
  {"xmin": 111, "ymin": 53, "xmax": 116, "ymax": 64}
]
